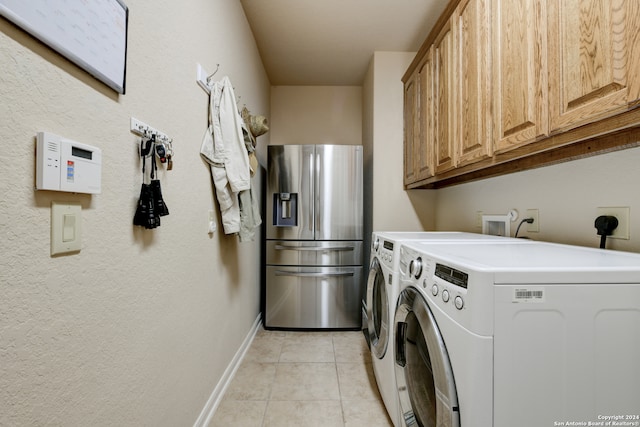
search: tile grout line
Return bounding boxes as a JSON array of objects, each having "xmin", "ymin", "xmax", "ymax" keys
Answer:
[{"xmin": 332, "ymin": 333, "xmax": 348, "ymax": 426}]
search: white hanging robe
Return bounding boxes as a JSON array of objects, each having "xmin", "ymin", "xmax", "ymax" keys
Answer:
[{"xmin": 200, "ymin": 76, "xmax": 251, "ymax": 234}]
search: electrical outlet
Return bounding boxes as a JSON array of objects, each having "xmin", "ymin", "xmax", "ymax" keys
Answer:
[
  {"xmin": 596, "ymin": 207, "xmax": 630, "ymax": 239},
  {"xmin": 208, "ymin": 209, "xmax": 217, "ymax": 234},
  {"xmin": 475, "ymin": 211, "xmax": 483, "ymax": 228},
  {"xmin": 525, "ymin": 209, "xmax": 539, "ymax": 233}
]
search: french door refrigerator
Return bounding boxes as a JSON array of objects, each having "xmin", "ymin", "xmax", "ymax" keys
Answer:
[{"xmin": 265, "ymin": 144, "xmax": 363, "ymax": 329}]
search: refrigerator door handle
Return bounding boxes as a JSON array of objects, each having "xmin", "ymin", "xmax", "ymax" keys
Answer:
[
  {"xmin": 308, "ymin": 152, "xmax": 314, "ymax": 234},
  {"xmin": 274, "ymin": 271, "xmax": 355, "ymax": 278},
  {"xmin": 274, "ymin": 244, "xmax": 355, "ymax": 252},
  {"xmin": 315, "ymin": 152, "xmax": 321, "ymax": 235}
]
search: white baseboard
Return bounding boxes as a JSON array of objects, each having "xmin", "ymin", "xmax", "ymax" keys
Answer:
[{"xmin": 193, "ymin": 313, "xmax": 262, "ymax": 427}]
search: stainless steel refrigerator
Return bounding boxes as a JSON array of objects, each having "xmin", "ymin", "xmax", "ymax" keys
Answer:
[{"xmin": 265, "ymin": 144, "xmax": 363, "ymax": 329}]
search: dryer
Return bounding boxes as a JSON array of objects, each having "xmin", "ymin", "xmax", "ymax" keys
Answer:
[
  {"xmin": 365, "ymin": 232, "xmax": 517, "ymax": 426},
  {"xmin": 394, "ymin": 240, "xmax": 640, "ymax": 427}
]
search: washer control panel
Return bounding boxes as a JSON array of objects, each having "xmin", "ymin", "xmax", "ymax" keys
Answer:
[
  {"xmin": 398, "ymin": 243, "xmax": 496, "ymax": 336},
  {"xmin": 373, "ymin": 237, "xmax": 395, "ymax": 269},
  {"xmin": 403, "ymin": 247, "xmax": 468, "ymax": 313}
]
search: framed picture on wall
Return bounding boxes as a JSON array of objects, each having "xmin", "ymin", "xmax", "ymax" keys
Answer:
[{"xmin": 0, "ymin": 0, "xmax": 128, "ymax": 94}]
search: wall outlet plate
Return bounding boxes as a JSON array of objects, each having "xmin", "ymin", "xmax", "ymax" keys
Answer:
[
  {"xmin": 526, "ymin": 209, "xmax": 539, "ymax": 233},
  {"xmin": 596, "ymin": 207, "xmax": 630, "ymax": 239}
]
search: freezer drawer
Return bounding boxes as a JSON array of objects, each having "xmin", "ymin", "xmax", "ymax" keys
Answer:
[
  {"xmin": 266, "ymin": 240, "xmax": 363, "ymax": 266},
  {"xmin": 265, "ymin": 266, "xmax": 363, "ymax": 329}
]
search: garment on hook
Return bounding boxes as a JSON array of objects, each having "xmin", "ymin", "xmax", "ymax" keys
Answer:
[
  {"xmin": 240, "ymin": 106, "xmax": 269, "ymax": 178},
  {"xmin": 238, "ymin": 185, "xmax": 261, "ymax": 242},
  {"xmin": 236, "ymin": 114, "xmax": 262, "ymax": 241},
  {"xmin": 200, "ymin": 76, "xmax": 251, "ymax": 235}
]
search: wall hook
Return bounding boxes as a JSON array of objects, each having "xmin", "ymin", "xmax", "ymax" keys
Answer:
[{"xmin": 207, "ymin": 64, "xmax": 220, "ymax": 82}]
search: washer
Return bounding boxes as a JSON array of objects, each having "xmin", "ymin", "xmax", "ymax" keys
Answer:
[
  {"xmin": 365, "ymin": 232, "xmax": 517, "ymax": 426},
  {"xmin": 394, "ymin": 240, "xmax": 640, "ymax": 427}
]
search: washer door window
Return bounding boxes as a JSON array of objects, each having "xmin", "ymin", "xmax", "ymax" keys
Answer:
[
  {"xmin": 395, "ymin": 287, "xmax": 460, "ymax": 427},
  {"xmin": 366, "ymin": 257, "xmax": 389, "ymax": 359}
]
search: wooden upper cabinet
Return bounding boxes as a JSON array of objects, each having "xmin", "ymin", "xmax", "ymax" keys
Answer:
[
  {"xmin": 455, "ymin": 0, "xmax": 492, "ymax": 166},
  {"xmin": 548, "ymin": 0, "xmax": 640, "ymax": 133},
  {"xmin": 434, "ymin": 18, "xmax": 456, "ymax": 174},
  {"xmin": 403, "ymin": 68, "xmax": 420, "ymax": 186},
  {"xmin": 402, "ymin": 0, "xmax": 640, "ymax": 188},
  {"xmin": 493, "ymin": 0, "xmax": 549, "ymax": 153},
  {"xmin": 416, "ymin": 49, "xmax": 435, "ymax": 181}
]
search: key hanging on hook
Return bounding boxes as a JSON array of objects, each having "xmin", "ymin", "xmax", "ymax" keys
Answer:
[
  {"xmin": 149, "ymin": 134, "xmax": 157, "ymax": 180},
  {"xmin": 166, "ymin": 139, "xmax": 174, "ymax": 170},
  {"xmin": 140, "ymin": 134, "xmax": 153, "ymax": 157},
  {"xmin": 155, "ymin": 138, "xmax": 167, "ymax": 164}
]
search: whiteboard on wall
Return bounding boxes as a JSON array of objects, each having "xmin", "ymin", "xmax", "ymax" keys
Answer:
[{"xmin": 0, "ymin": 0, "xmax": 128, "ymax": 94}]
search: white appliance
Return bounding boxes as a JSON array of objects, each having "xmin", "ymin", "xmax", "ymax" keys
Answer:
[
  {"xmin": 365, "ymin": 232, "xmax": 520, "ymax": 426},
  {"xmin": 394, "ymin": 240, "xmax": 640, "ymax": 427}
]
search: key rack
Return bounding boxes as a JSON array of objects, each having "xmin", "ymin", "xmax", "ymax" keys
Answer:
[
  {"xmin": 129, "ymin": 117, "xmax": 172, "ymax": 144},
  {"xmin": 130, "ymin": 117, "xmax": 174, "ymax": 170}
]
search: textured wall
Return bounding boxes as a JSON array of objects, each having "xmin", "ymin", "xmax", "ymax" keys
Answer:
[{"xmin": 0, "ymin": 1, "xmax": 269, "ymax": 425}]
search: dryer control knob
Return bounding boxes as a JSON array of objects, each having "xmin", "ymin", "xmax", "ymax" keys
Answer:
[
  {"xmin": 373, "ymin": 239, "xmax": 380, "ymax": 251},
  {"xmin": 409, "ymin": 257, "xmax": 423, "ymax": 279},
  {"xmin": 431, "ymin": 284, "xmax": 439, "ymax": 296},
  {"xmin": 442, "ymin": 289, "xmax": 450, "ymax": 303},
  {"xmin": 454, "ymin": 296, "xmax": 464, "ymax": 310}
]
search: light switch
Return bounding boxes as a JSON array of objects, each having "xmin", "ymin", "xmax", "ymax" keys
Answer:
[
  {"xmin": 63, "ymin": 214, "xmax": 76, "ymax": 241},
  {"xmin": 51, "ymin": 202, "xmax": 82, "ymax": 255}
]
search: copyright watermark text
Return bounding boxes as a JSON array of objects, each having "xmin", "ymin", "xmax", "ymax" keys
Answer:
[{"xmin": 553, "ymin": 415, "xmax": 640, "ymax": 426}]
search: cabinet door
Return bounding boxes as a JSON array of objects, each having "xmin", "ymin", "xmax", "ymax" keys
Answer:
[
  {"xmin": 548, "ymin": 0, "xmax": 640, "ymax": 132},
  {"xmin": 493, "ymin": 0, "xmax": 548, "ymax": 153},
  {"xmin": 417, "ymin": 49, "xmax": 435, "ymax": 180},
  {"xmin": 455, "ymin": 0, "xmax": 492, "ymax": 166},
  {"xmin": 403, "ymin": 68, "xmax": 420, "ymax": 186},
  {"xmin": 434, "ymin": 18, "xmax": 456, "ymax": 174}
]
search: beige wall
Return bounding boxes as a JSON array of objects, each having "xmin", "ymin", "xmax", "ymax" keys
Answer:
[
  {"xmin": 270, "ymin": 86, "xmax": 362, "ymax": 145},
  {"xmin": 364, "ymin": 52, "xmax": 435, "ymax": 233},
  {"xmin": 0, "ymin": 1, "xmax": 269, "ymax": 425},
  {"xmin": 435, "ymin": 146, "xmax": 640, "ymax": 252}
]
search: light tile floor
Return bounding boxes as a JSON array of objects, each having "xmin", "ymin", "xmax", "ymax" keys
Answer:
[{"xmin": 208, "ymin": 328, "xmax": 394, "ymax": 427}]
